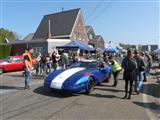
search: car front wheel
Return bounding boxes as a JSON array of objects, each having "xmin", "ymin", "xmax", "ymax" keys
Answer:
[{"xmin": 85, "ymin": 77, "xmax": 94, "ymax": 94}]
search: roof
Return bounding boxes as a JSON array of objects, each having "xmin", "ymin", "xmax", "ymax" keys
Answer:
[
  {"xmin": 3, "ymin": 39, "xmax": 23, "ymax": 44},
  {"xmin": 33, "ymin": 8, "xmax": 80, "ymax": 39},
  {"xmin": 85, "ymin": 25, "xmax": 95, "ymax": 34},
  {"xmin": 95, "ymin": 35, "xmax": 104, "ymax": 42},
  {"xmin": 23, "ymin": 33, "xmax": 34, "ymax": 41},
  {"xmin": 85, "ymin": 26, "xmax": 90, "ymax": 32}
]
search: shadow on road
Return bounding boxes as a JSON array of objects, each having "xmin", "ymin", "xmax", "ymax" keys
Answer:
[
  {"xmin": 89, "ymin": 93, "xmax": 122, "ymax": 99},
  {"xmin": 141, "ymin": 83, "xmax": 160, "ymax": 98},
  {"xmin": 133, "ymin": 101, "xmax": 160, "ymax": 113},
  {"xmin": 0, "ymin": 85, "xmax": 24, "ymax": 90},
  {"xmin": 97, "ymin": 84, "xmax": 113, "ymax": 87},
  {"xmin": 33, "ymin": 86, "xmax": 78, "ymax": 98},
  {"xmin": 94, "ymin": 87, "xmax": 124, "ymax": 93},
  {"xmin": 5, "ymin": 74, "xmax": 45, "ymax": 80}
]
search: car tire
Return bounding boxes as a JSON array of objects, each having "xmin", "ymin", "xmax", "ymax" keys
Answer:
[
  {"xmin": 0, "ymin": 68, "xmax": 4, "ymax": 74},
  {"xmin": 85, "ymin": 77, "xmax": 94, "ymax": 94},
  {"xmin": 103, "ymin": 72, "xmax": 111, "ymax": 82}
]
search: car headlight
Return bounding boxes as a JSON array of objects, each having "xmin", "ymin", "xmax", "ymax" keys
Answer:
[{"xmin": 75, "ymin": 76, "xmax": 89, "ymax": 86}]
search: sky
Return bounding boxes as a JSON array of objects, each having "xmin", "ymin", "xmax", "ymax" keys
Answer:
[{"xmin": 0, "ymin": 0, "xmax": 159, "ymax": 45}]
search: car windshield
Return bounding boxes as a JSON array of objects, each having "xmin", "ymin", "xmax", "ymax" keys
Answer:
[{"xmin": 70, "ymin": 61, "xmax": 97, "ymax": 68}]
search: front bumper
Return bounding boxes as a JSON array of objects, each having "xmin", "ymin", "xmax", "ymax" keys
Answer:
[{"xmin": 44, "ymin": 81, "xmax": 86, "ymax": 93}]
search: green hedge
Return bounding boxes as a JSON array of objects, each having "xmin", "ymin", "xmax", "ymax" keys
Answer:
[{"xmin": 0, "ymin": 44, "xmax": 12, "ymax": 59}]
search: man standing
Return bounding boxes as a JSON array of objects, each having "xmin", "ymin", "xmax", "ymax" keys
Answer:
[
  {"xmin": 23, "ymin": 47, "xmax": 34, "ymax": 77},
  {"xmin": 133, "ymin": 50, "xmax": 146, "ymax": 94},
  {"xmin": 122, "ymin": 49, "xmax": 137, "ymax": 99},
  {"xmin": 23, "ymin": 47, "xmax": 34, "ymax": 89}
]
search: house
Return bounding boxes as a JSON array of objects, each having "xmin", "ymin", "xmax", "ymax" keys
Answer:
[
  {"xmin": 11, "ymin": 8, "xmax": 89, "ymax": 56},
  {"xmin": 95, "ymin": 35, "xmax": 105, "ymax": 48},
  {"xmin": 85, "ymin": 26, "xmax": 105, "ymax": 49}
]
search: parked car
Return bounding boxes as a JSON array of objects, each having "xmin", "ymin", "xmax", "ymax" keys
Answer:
[
  {"xmin": 0, "ymin": 56, "xmax": 25, "ymax": 74},
  {"xmin": 44, "ymin": 60, "xmax": 111, "ymax": 94}
]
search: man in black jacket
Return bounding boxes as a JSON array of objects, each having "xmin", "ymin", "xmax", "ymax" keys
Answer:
[{"xmin": 122, "ymin": 49, "xmax": 137, "ymax": 99}]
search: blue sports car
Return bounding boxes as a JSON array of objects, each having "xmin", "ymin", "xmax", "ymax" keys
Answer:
[{"xmin": 44, "ymin": 60, "xmax": 111, "ymax": 94}]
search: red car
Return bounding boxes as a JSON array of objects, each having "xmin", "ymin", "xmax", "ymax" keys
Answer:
[
  {"xmin": 0, "ymin": 56, "xmax": 25, "ymax": 74},
  {"xmin": 0, "ymin": 56, "xmax": 37, "ymax": 74}
]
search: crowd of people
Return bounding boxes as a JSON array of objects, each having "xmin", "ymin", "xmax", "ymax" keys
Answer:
[
  {"xmin": 105, "ymin": 49, "xmax": 152, "ymax": 99},
  {"xmin": 23, "ymin": 47, "xmax": 153, "ymax": 100}
]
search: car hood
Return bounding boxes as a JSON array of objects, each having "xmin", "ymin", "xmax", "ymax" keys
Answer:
[{"xmin": 46, "ymin": 67, "xmax": 92, "ymax": 89}]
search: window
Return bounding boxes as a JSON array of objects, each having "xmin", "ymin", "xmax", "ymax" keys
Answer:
[
  {"xmin": 12, "ymin": 58, "xmax": 22, "ymax": 62},
  {"xmin": 89, "ymin": 34, "xmax": 93, "ymax": 39},
  {"xmin": 73, "ymin": 33, "xmax": 76, "ymax": 39}
]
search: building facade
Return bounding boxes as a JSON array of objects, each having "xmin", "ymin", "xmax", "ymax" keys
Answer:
[
  {"xmin": 11, "ymin": 8, "xmax": 89, "ymax": 56},
  {"xmin": 85, "ymin": 26, "xmax": 105, "ymax": 49}
]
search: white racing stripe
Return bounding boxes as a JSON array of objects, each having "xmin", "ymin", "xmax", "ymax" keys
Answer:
[{"xmin": 50, "ymin": 67, "xmax": 85, "ymax": 89}]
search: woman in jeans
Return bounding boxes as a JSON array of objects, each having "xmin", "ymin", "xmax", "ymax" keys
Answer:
[{"xmin": 24, "ymin": 55, "xmax": 33, "ymax": 89}]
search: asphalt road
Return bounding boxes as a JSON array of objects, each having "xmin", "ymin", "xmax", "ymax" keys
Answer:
[{"xmin": 0, "ymin": 70, "xmax": 159, "ymax": 120}]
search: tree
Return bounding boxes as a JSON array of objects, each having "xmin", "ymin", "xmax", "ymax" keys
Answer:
[
  {"xmin": 0, "ymin": 28, "xmax": 20, "ymax": 58},
  {"xmin": 0, "ymin": 28, "xmax": 19, "ymax": 43}
]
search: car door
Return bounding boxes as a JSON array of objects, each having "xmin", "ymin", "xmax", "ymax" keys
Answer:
[
  {"xmin": 11, "ymin": 58, "xmax": 24, "ymax": 70},
  {"xmin": 92, "ymin": 68, "xmax": 105, "ymax": 83},
  {"xmin": 92, "ymin": 62, "xmax": 110, "ymax": 83}
]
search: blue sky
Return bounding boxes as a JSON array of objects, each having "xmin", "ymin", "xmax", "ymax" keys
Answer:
[{"xmin": 0, "ymin": 0, "xmax": 159, "ymax": 45}]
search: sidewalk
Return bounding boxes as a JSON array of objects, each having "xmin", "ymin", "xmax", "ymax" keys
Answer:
[{"xmin": 141, "ymin": 67, "xmax": 160, "ymax": 119}]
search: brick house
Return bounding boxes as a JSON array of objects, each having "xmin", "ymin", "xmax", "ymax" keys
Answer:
[
  {"xmin": 30, "ymin": 8, "xmax": 88, "ymax": 55},
  {"xmin": 11, "ymin": 8, "xmax": 89, "ymax": 55},
  {"xmin": 85, "ymin": 26, "xmax": 105, "ymax": 49}
]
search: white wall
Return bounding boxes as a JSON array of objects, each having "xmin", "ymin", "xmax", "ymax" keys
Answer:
[{"xmin": 47, "ymin": 39, "xmax": 71, "ymax": 53}]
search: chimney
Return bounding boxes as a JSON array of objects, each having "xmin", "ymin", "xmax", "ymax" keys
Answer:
[{"xmin": 48, "ymin": 19, "xmax": 52, "ymax": 39}]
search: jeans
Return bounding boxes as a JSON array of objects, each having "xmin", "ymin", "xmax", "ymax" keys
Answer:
[
  {"xmin": 41, "ymin": 63, "xmax": 47, "ymax": 76},
  {"xmin": 134, "ymin": 71, "xmax": 144, "ymax": 92},
  {"xmin": 25, "ymin": 68, "xmax": 31, "ymax": 88},
  {"xmin": 46, "ymin": 63, "xmax": 52, "ymax": 74},
  {"xmin": 52, "ymin": 63, "xmax": 57, "ymax": 71}
]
